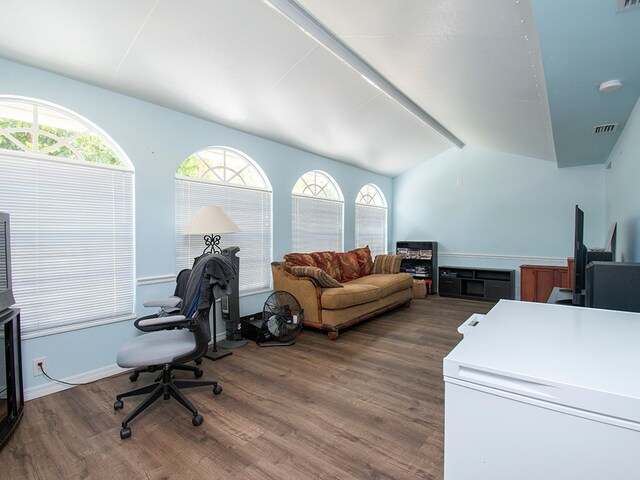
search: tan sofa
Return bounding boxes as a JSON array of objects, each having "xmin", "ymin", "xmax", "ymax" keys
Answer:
[{"xmin": 271, "ymin": 248, "xmax": 413, "ymax": 339}]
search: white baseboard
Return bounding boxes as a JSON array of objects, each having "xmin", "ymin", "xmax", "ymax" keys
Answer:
[
  {"xmin": 25, "ymin": 331, "xmax": 229, "ymax": 401},
  {"xmin": 25, "ymin": 363, "xmax": 129, "ymax": 401}
]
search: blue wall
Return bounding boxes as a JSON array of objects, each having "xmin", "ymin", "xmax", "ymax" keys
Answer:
[
  {"xmin": 3, "ymin": 53, "xmax": 635, "ymax": 398},
  {"xmin": 0, "ymin": 58, "xmax": 392, "ymax": 394},
  {"xmin": 605, "ymin": 97, "xmax": 640, "ymax": 262},
  {"xmin": 393, "ymin": 145, "xmax": 606, "ymax": 297}
]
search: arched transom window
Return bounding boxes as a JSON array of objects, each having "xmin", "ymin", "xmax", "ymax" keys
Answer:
[
  {"xmin": 292, "ymin": 170, "xmax": 344, "ymax": 253},
  {"xmin": 356, "ymin": 183, "xmax": 388, "ymax": 256},
  {"xmin": 177, "ymin": 147, "xmax": 269, "ymax": 189},
  {"xmin": 175, "ymin": 146, "xmax": 272, "ymax": 294},
  {"xmin": 0, "ymin": 99, "xmax": 125, "ymax": 165},
  {"xmin": 0, "ymin": 97, "xmax": 135, "ymax": 336}
]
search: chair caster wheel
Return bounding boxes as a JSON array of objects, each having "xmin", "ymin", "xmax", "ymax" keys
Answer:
[
  {"xmin": 129, "ymin": 372, "xmax": 139, "ymax": 382},
  {"xmin": 195, "ymin": 358, "xmax": 202, "ymax": 365},
  {"xmin": 120, "ymin": 427, "xmax": 131, "ymax": 439},
  {"xmin": 192, "ymin": 415, "xmax": 203, "ymax": 427},
  {"xmin": 213, "ymin": 385, "xmax": 222, "ymax": 395},
  {"xmin": 194, "ymin": 369, "xmax": 203, "ymax": 378},
  {"xmin": 114, "ymin": 400, "xmax": 123, "ymax": 411}
]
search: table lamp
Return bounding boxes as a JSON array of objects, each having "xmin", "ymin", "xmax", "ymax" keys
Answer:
[{"xmin": 184, "ymin": 205, "xmax": 240, "ymax": 255}]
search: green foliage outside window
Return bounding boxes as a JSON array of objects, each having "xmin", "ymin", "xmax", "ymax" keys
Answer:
[{"xmin": 0, "ymin": 117, "xmax": 121, "ymax": 165}]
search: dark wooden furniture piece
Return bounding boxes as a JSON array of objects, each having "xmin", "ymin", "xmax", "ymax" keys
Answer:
[
  {"xmin": 520, "ymin": 264, "xmax": 570, "ymax": 303},
  {"xmin": 0, "ymin": 307, "xmax": 23, "ymax": 450},
  {"xmin": 439, "ymin": 266, "xmax": 515, "ymax": 302},
  {"xmin": 396, "ymin": 241, "xmax": 438, "ymax": 293}
]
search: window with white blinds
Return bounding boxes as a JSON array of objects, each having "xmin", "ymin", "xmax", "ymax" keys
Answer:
[
  {"xmin": 291, "ymin": 171, "xmax": 344, "ymax": 253},
  {"xmin": 175, "ymin": 147, "xmax": 272, "ymax": 294},
  {"xmin": 0, "ymin": 98, "xmax": 135, "ymax": 337},
  {"xmin": 356, "ymin": 183, "xmax": 388, "ymax": 256}
]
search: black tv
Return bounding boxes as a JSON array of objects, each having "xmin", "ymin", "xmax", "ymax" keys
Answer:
[
  {"xmin": 0, "ymin": 212, "xmax": 16, "ymax": 313},
  {"xmin": 572, "ymin": 205, "xmax": 587, "ymax": 306}
]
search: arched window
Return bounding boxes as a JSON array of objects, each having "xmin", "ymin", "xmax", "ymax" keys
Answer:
[
  {"xmin": 0, "ymin": 97, "xmax": 135, "ymax": 336},
  {"xmin": 356, "ymin": 183, "xmax": 388, "ymax": 256},
  {"xmin": 292, "ymin": 170, "xmax": 344, "ymax": 252},
  {"xmin": 175, "ymin": 147, "xmax": 272, "ymax": 294}
]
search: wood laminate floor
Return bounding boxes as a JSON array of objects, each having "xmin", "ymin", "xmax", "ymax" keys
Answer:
[{"xmin": 0, "ymin": 295, "xmax": 493, "ymax": 480}]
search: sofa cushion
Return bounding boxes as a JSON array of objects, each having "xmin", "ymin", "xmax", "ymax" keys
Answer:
[
  {"xmin": 373, "ymin": 254, "xmax": 403, "ymax": 274},
  {"xmin": 347, "ymin": 273, "xmax": 413, "ymax": 298},
  {"xmin": 336, "ymin": 251, "xmax": 361, "ymax": 282},
  {"xmin": 290, "ymin": 266, "xmax": 343, "ymax": 288},
  {"xmin": 321, "ymin": 283, "xmax": 381, "ymax": 309},
  {"xmin": 283, "ymin": 253, "xmax": 317, "ymax": 272},
  {"xmin": 311, "ymin": 251, "xmax": 342, "ymax": 282},
  {"xmin": 349, "ymin": 246, "xmax": 373, "ymax": 277}
]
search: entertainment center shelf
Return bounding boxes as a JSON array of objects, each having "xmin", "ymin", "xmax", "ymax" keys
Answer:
[
  {"xmin": 396, "ymin": 241, "xmax": 438, "ymax": 293},
  {"xmin": 439, "ymin": 266, "xmax": 515, "ymax": 302}
]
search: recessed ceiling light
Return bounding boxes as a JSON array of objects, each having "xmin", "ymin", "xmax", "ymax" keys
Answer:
[{"xmin": 599, "ymin": 80, "xmax": 623, "ymax": 93}]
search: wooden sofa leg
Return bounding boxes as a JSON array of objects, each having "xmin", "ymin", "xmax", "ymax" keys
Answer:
[{"xmin": 327, "ymin": 331, "xmax": 339, "ymax": 340}]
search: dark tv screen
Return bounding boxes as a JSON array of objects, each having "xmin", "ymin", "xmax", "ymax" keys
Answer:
[{"xmin": 572, "ymin": 205, "xmax": 586, "ymax": 305}]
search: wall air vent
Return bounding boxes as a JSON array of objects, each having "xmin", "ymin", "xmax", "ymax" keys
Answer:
[
  {"xmin": 592, "ymin": 123, "xmax": 619, "ymax": 134},
  {"xmin": 618, "ymin": 0, "xmax": 640, "ymax": 12}
]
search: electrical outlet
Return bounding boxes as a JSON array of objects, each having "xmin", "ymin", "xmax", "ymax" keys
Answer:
[{"xmin": 33, "ymin": 357, "xmax": 47, "ymax": 377}]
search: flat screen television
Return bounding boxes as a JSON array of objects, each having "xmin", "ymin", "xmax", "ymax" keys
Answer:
[
  {"xmin": 572, "ymin": 205, "xmax": 587, "ymax": 306},
  {"xmin": 0, "ymin": 212, "xmax": 16, "ymax": 313}
]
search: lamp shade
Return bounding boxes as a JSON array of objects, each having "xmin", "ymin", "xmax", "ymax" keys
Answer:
[{"xmin": 184, "ymin": 206, "xmax": 240, "ymax": 235}]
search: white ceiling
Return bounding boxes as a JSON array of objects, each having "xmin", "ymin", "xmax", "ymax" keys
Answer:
[{"xmin": 0, "ymin": 0, "xmax": 558, "ymax": 176}]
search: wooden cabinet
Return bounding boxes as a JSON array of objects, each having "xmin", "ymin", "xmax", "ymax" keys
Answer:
[{"xmin": 520, "ymin": 265, "xmax": 569, "ymax": 303}]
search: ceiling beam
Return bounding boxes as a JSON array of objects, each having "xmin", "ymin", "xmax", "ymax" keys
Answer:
[{"xmin": 262, "ymin": 0, "xmax": 465, "ymax": 149}]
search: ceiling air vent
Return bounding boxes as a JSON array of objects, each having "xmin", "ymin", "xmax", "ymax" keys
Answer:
[
  {"xmin": 592, "ymin": 123, "xmax": 619, "ymax": 134},
  {"xmin": 618, "ymin": 0, "xmax": 640, "ymax": 12}
]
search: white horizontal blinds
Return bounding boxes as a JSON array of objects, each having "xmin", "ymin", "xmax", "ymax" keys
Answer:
[
  {"xmin": 175, "ymin": 179, "xmax": 272, "ymax": 294},
  {"xmin": 0, "ymin": 222, "xmax": 7, "ymax": 288},
  {"xmin": 355, "ymin": 183, "xmax": 387, "ymax": 256},
  {"xmin": 291, "ymin": 170, "xmax": 344, "ymax": 253},
  {"xmin": 292, "ymin": 196, "xmax": 344, "ymax": 253},
  {"xmin": 356, "ymin": 204, "xmax": 387, "ymax": 256},
  {"xmin": 0, "ymin": 155, "xmax": 135, "ymax": 334}
]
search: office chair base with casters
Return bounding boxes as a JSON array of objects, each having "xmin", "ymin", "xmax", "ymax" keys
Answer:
[
  {"xmin": 114, "ymin": 364, "xmax": 222, "ymax": 439},
  {"xmin": 128, "ymin": 359, "xmax": 203, "ymax": 383}
]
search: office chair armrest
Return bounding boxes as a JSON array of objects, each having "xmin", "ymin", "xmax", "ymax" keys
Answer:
[
  {"xmin": 142, "ymin": 296, "xmax": 182, "ymax": 309},
  {"xmin": 136, "ymin": 314, "xmax": 188, "ymax": 330}
]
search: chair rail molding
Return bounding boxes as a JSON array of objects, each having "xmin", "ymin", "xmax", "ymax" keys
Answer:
[
  {"xmin": 439, "ymin": 252, "xmax": 567, "ymax": 265},
  {"xmin": 137, "ymin": 274, "xmax": 177, "ymax": 286}
]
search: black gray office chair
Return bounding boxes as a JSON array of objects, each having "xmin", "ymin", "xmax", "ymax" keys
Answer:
[
  {"xmin": 113, "ymin": 252, "xmax": 236, "ymax": 439},
  {"xmin": 127, "ymin": 268, "xmax": 202, "ymax": 382}
]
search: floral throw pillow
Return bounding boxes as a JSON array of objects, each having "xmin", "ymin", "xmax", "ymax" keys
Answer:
[
  {"xmin": 336, "ymin": 251, "xmax": 360, "ymax": 282},
  {"xmin": 283, "ymin": 252, "xmax": 317, "ymax": 273},
  {"xmin": 290, "ymin": 266, "xmax": 343, "ymax": 288},
  {"xmin": 349, "ymin": 246, "xmax": 373, "ymax": 277},
  {"xmin": 310, "ymin": 251, "xmax": 342, "ymax": 282}
]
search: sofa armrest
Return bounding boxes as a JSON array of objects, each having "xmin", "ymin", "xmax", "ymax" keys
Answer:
[{"xmin": 271, "ymin": 262, "xmax": 323, "ymax": 327}]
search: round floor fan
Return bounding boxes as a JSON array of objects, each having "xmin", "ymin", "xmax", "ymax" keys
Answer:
[{"xmin": 259, "ymin": 291, "xmax": 304, "ymax": 347}]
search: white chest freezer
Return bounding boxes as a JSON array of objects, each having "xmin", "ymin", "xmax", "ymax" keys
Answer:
[{"xmin": 443, "ymin": 300, "xmax": 640, "ymax": 480}]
